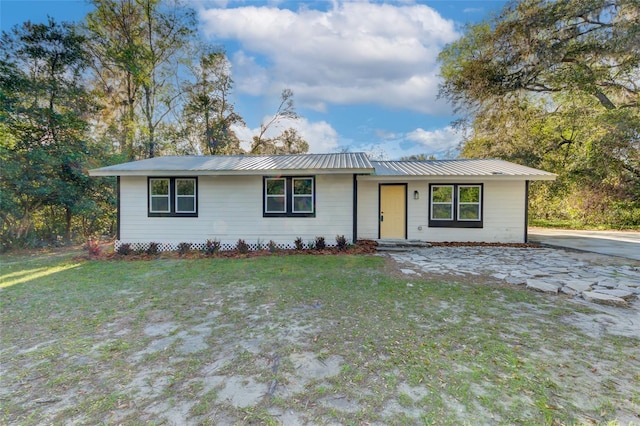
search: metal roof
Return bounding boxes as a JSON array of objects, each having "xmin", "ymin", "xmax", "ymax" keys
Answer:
[
  {"xmin": 89, "ymin": 154, "xmax": 556, "ymax": 181},
  {"xmin": 89, "ymin": 153, "xmax": 375, "ymax": 176},
  {"xmin": 370, "ymin": 159, "xmax": 556, "ymax": 180}
]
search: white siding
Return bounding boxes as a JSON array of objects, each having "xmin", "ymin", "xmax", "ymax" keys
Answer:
[
  {"xmin": 357, "ymin": 179, "xmax": 527, "ymax": 243},
  {"xmin": 356, "ymin": 180, "xmax": 380, "ymax": 240},
  {"xmin": 119, "ymin": 174, "xmax": 354, "ymax": 247}
]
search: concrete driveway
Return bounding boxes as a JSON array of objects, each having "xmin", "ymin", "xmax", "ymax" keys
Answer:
[{"xmin": 528, "ymin": 228, "xmax": 640, "ymax": 261}]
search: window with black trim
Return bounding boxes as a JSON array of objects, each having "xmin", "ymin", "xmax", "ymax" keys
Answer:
[
  {"xmin": 264, "ymin": 176, "xmax": 315, "ymax": 217},
  {"xmin": 148, "ymin": 177, "xmax": 198, "ymax": 217},
  {"xmin": 429, "ymin": 184, "xmax": 482, "ymax": 228}
]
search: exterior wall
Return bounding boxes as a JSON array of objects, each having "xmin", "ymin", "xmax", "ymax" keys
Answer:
[
  {"xmin": 357, "ymin": 179, "xmax": 527, "ymax": 243},
  {"xmin": 119, "ymin": 174, "xmax": 354, "ymax": 249}
]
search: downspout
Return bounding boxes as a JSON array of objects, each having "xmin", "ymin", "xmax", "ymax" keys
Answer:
[
  {"xmin": 352, "ymin": 174, "xmax": 358, "ymax": 243},
  {"xmin": 524, "ymin": 180, "xmax": 529, "ymax": 243},
  {"xmin": 117, "ymin": 176, "xmax": 121, "ymax": 241}
]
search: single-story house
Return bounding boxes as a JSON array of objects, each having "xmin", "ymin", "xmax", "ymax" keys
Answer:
[{"xmin": 89, "ymin": 152, "xmax": 556, "ymax": 250}]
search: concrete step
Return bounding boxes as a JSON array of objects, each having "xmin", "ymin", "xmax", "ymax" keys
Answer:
[
  {"xmin": 375, "ymin": 239, "xmax": 432, "ymax": 250},
  {"xmin": 376, "ymin": 246, "xmax": 412, "ymax": 252}
]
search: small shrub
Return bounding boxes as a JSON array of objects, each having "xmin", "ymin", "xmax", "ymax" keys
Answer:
[
  {"xmin": 117, "ymin": 243, "xmax": 132, "ymax": 256},
  {"xmin": 256, "ymin": 239, "xmax": 264, "ymax": 251},
  {"xmin": 177, "ymin": 242, "xmax": 191, "ymax": 255},
  {"xmin": 315, "ymin": 236, "xmax": 326, "ymax": 250},
  {"xmin": 335, "ymin": 235, "xmax": 348, "ymax": 251},
  {"xmin": 86, "ymin": 239, "xmax": 101, "ymax": 256},
  {"xmin": 236, "ymin": 239, "xmax": 249, "ymax": 254},
  {"xmin": 294, "ymin": 237, "xmax": 304, "ymax": 250},
  {"xmin": 146, "ymin": 242, "xmax": 159, "ymax": 255},
  {"xmin": 205, "ymin": 239, "xmax": 220, "ymax": 255},
  {"xmin": 268, "ymin": 240, "xmax": 278, "ymax": 253},
  {"xmin": 307, "ymin": 240, "xmax": 315, "ymax": 250}
]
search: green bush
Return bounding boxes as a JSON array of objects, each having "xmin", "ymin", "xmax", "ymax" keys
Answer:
[
  {"xmin": 236, "ymin": 239, "xmax": 249, "ymax": 254},
  {"xmin": 335, "ymin": 235, "xmax": 348, "ymax": 251}
]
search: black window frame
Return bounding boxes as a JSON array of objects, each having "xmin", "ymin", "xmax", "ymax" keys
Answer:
[
  {"xmin": 263, "ymin": 176, "xmax": 315, "ymax": 218},
  {"xmin": 148, "ymin": 177, "xmax": 198, "ymax": 218},
  {"xmin": 428, "ymin": 183, "xmax": 483, "ymax": 228}
]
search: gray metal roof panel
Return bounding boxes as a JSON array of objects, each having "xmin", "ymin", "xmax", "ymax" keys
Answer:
[
  {"xmin": 90, "ymin": 153, "xmax": 374, "ymax": 175},
  {"xmin": 371, "ymin": 159, "xmax": 556, "ymax": 179}
]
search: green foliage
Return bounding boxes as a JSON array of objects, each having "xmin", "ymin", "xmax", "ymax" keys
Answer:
[
  {"xmin": 146, "ymin": 242, "xmax": 160, "ymax": 256},
  {"xmin": 116, "ymin": 243, "xmax": 132, "ymax": 256},
  {"xmin": 0, "ymin": 18, "xmax": 117, "ymax": 250},
  {"xmin": 177, "ymin": 242, "xmax": 192, "ymax": 256},
  {"xmin": 399, "ymin": 153, "xmax": 437, "ymax": 161},
  {"xmin": 204, "ymin": 239, "xmax": 220, "ymax": 255},
  {"xmin": 335, "ymin": 235, "xmax": 348, "ymax": 250},
  {"xmin": 179, "ymin": 49, "xmax": 244, "ymax": 155},
  {"xmin": 250, "ymin": 89, "xmax": 309, "ymax": 155},
  {"xmin": 235, "ymin": 239, "xmax": 249, "ymax": 254},
  {"xmin": 86, "ymin": 0, "xmax": 197, "ymax": 159},
  {"xmin": 315, "ymin": 236, "xmax": 326, "ymax": 250},
  {"xmin": 439, "ymin": 0, "xmax": 640, "ymax": 228}
]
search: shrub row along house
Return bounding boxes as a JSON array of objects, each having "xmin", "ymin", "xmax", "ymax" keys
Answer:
[{"xmin": 89, "ymin": 153, "xmax": 556, "ymax": 251}]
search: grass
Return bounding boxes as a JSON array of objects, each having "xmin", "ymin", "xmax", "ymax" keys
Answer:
[{"xmin": 1, "ymin": 250, "xmax": 639, "ymax": 425}]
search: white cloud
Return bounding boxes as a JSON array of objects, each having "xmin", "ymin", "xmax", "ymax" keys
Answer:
[
  {"xmin": 348, "ymin": 125, "xmax": 462, "ymax": 160},
  {"xmin": 200, "ymin": 1, "xmax": 459, "ymax": 114},
  {"xmin": 230, "ymin": 51, "xmax": 269, "ymax": 96},
  {"xmin": 231, "ymin": 117, "xmax": 339, "ymax": 153},
  {"xmin": 406, "ymin": 126, "xmax": 462, "ymax": 153}
]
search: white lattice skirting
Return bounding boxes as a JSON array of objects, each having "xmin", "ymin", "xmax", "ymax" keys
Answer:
[{"xmin": 114, "ymin": 240, "xmax": 340, "ymax": 253}]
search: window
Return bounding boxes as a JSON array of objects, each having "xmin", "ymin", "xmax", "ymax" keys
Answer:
[
  {"xmin": 431, "ymin": 185, "xmax": 453, "ymax": 220},
  {"xmin": 176, "ymin": 179, "xmax": 196, "ymax": 213},
  {"xmin": 150, "ymin": 179, "xmax": 170, "ymax": 213},
  {"xmin": 148, "ymin": 177, "xmax": 197, "ymax": 217},
  {"xmin": 429, "ymin": 184, "xmax": 482, "ymax": 228},
  {"xmin": 264, "ymin": 176, "xmax": 315, "ymax": 217},
  {"xmin": 458, "ymin": 185, "xmax": 481, "ymax": 221},
  {"xmin": 292, "ymin": 178, "xmax": 313, "ymax": 213},
  {"xmin": 265, "ymin": 178, "xmax": 286, "ymax": 213}
]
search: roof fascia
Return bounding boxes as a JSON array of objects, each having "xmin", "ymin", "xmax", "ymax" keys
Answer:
[
  {"xmin": 357, "ymin": 174, "xmax": 556, "ymax": 182},
  {"xmin": 89, "ymin": 168, "xmax": 376, "ymax": 177}
]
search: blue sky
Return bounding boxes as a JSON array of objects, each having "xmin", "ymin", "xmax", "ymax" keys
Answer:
[{"xmin": 1, "ymin": 0, "xmax": 507, "ymax": 159}]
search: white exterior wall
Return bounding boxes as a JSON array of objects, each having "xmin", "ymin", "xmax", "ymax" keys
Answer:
[
  {"xmin": 357, "ymin": 179, "xmax": 527, "ymax": 243},
  {"xmin": 119, "ymin": 174, "xmax": 354, "ymax": 248}
]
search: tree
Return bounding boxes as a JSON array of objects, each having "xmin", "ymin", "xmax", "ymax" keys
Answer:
[
  {"xmin": 250, "ymin": 128, "xmax": 309, "ymax": 155},
  {"xmin": 439, "ymin": 0, "xmax": 640, "ymax": 226},
  {"xmin": 86, "ymin": 0, "xmax": 197, "ymax": 159},
  {"xmin": 250, "ymin": 89, "xmax": 309, "ymax": 155},
  {"xmin": 0, "ymin": 18, "xmax": 106, "ymax": 247},
  {"xmin": 180, "ymin": 49, "xmax": 244, "ymax": 155},
  {"xmin": 399, "ymin": 154, "xmax": 437, "ymax": 161}
]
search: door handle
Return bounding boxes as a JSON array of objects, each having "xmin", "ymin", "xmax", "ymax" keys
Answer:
[{"xmin": 380, "ymin": 215, "xmax": 384, "ymax": 222}]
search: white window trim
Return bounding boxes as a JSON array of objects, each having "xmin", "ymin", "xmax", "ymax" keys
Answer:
[
  {"xmin": 149, "ymin": 178, "xmax": 170, "ymax": 213},
  {"xmin": 175, "ymin": 178, "xmax": 197, "ymax": 214},
  {"xmin": 430, "ymin": 185, "xmax": 454, "ymax": 221},
  {"xmin": 265, "ymin": 177, "xmax": 287, "ymax": 213},
  {"xmin": 292, "ymin": 177, "xmax": 314, "ymax": 213},
  {"xmin": 457, "ymin": 185, "xmax": 482, "ymax": 222}
]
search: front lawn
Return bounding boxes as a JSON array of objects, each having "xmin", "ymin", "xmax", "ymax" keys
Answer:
[{"xmin": 1, "ymin": 251, "xmax": 638, "ymax": 425}]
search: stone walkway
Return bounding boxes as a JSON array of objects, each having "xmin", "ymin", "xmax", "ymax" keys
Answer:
[{"xmin": 388, "ymin": 246, "xmax": 640, "ymax": 308}]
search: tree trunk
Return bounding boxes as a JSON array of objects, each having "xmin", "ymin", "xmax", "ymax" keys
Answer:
[{"xmin": 65, "ymin": 207, "xmax": 72, "ymax": 242}]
